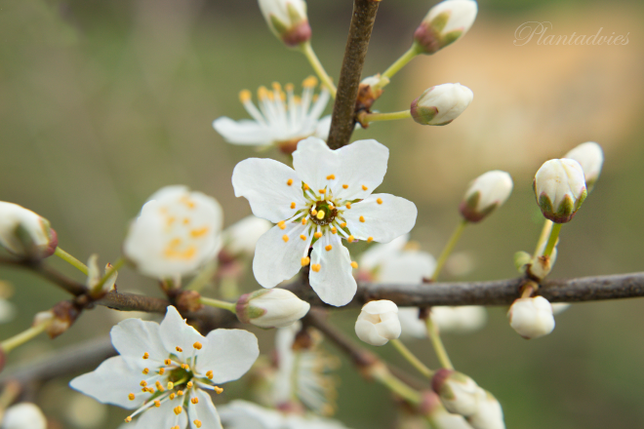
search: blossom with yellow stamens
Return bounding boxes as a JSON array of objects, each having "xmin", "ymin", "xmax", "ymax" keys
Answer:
[
  {"xmin": 232, "ymin": 137, "xmax": 417, "ymax": 306},
  {"xmin": 123, "ymin": 186, "xmax": 223, "ymax": 279},
  {"xmin": 71, "ymin": 306, "xmax": 259, "ymax": 429},
  {"xmin": 212, "ymin": 77, "xmax": 331, "ymax": 154}
]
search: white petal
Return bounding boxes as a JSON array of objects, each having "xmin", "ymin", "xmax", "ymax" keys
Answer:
[
  {"xmin": 2, "ymin": 403, "xmax": 47, "ymax": 429},
  {"xmin": 379, "ymin": 251, "xmax": 435, "ymax": 283},
  {"xmin": 213, "ymin": 117, "xmax": 273, "ymax": 146},
  {"xmin": 219, "ymin": 400, "xmax": 284, "ymax": 429},
  {"xmin": 188, "ymin": 389, "xmax": 223, "ymax": 429},
  {"xmin": 398, "ymin": 308, "xmax": 428, "ymax": 338},
  {"xmin": 375, "ymin": 312, "xmax": 402, "ymax": 340},
  {"xmin": 361, "ymin": 299, "xmax": 399, "ymax": 315},
  {"xmin": 134, "ymin": 397, "xmax": 187, "ymax": 429},
  {"xmin": 359, "ymin": 234, "xmax": 409, "ymax": 271},
  {"xmin": 355, "ymin": 319, "xmax": 388, "ymax": 346},
  {"xmin": 332, "ymin": 139, "xmax": 390, "ymax": 201},
  {"xmin": 196, "ymin": 329, "xmax": 259, "ymax": 384},
  {"xmin": 110, "ymin": 317, "xmax": 167, "ymax": 368},
  {"xmin": 292, "ymin": 137, "xmax": 340, "ymax": 192},
  {"xmin": 344, "ymin": 194, "xmax": 417, "ymax": 243},
  {"xmin": 309, "ymin": 234, "xmax": 356, "ymax": 307},
  {"xmin": 69, "ymin": 357, "xmax": 144, "ymax": 409},
  {"xmin": 158, "ymin": 306, "xmax": 206, "ymax": 357},
  {"xmin": 252, "ymin": 222, "xmax": 311, "ymax": 288},
  {"xmin": 232, "ymin": 158, "xmax": 305, "ymax": 223}
]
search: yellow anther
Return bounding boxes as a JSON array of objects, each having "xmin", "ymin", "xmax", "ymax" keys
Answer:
[
  {"xmin": 168, "ymin": 381, "xmax": 175, "ymax": 390},
  {"xmin": 170, "ymin": 393, "xmax": 176, "ymax": 400},
  {"xmin": 311, "ymin": 264, "xmax": 321, "ymax": 272},
  {"xmin": 164, "ymin": 359, "xmax": 172, "ymax": 365},
  {"xmin": 290, "ymin": 202, "xmax": 296, "ymax": 209},
  {"xmin": 300, "ymin": 234, "xmax": 307, "ymax": 240},
  {"xmin": 316, "ymin": 210, "xmax": 326, "ymax": 220},
  {"xmin": 140, "ymin": 381, "xmax": 147, "ymax": 387},
  {"xmin": 154, "ymin": 400, "xmax": 161, "ymax": 408},
  {"xmin": 345, "ymin": 203, "xmax": 352, "ymax": 209},
  {"xmin": 176, "ymin": 346, "xmax": 183, "ymax": 352},
  {"xmin": 239, "ymin": 89, "xmax": 252, "ymax": 103},
  {"xmin": 166, "ymin": 216, "xmax": 176, "ymax": 226},
  {"xmin": 194, "ymin": 420, "xmax": 202, "ymax": 428},
  {"xmin": 142, "ymin": 352, "xmax": 149, "ymax": 359},
  {"xmin": 351, "ymin": 261, "xmax": 359, "ymax": 269},
  {"xmin": 287, "ymin": 178, "xmax": 294, "ymax": 186},
  {"xmin": 174, "ymin": 406, "xmax": 183, "ymax": 415},
  {"xmin": 342, "ymin": 184, "xmax": 349, "ymax": 189},
  {"xmin": 341, "ymin": 222, "xmax": 347, "ymax": 228},
  {"xmin": 168, "ymin": 238, "xmax": 182, "ymax": 248},
  {"xmin": 206, "ymin": 370, "xmax": 214, "ymax": 380},
  {"xmin": 181, "ymin": 364, "xmax": 189, "ymax": 370},
  {"xmin": 272, "ymin": 82, "xmax": 282, "ymax": 91},
  {"xmin": 282, "ymin": 234, "xmax": 289, "ymax": 242},
  {"xmin": 325, "ymin": 245, "xmax": 333, "ymax": 251},
  {"xmin": 193, "ymin": 342, "xmax": 202, "ymax": 350},
  {"xmin": 348, "ymin": 235, "xmax": 355, "ymax": 243},
  {"xmin": 191, "ymin": 397, "xmax": 199, "ymax": 405},
  {"xmin": 140, "ymin": 387, "xmax": 147, "ymax": 393},
  {"xmin": 183, "ymin": 218, "xmax": 190, "ymax": 225},
  {"xmin": 257, "ymin": 86, "xmax": 268, "ymax": 100},
  {"xmin": 125, "ymin": 417, "xmax": 132, "ymax": 423},
  {"xmin": 319, "ymin": 189, "xmax": 326, "ymax": 194},
  {"xmin": 303, "ymin": 76, "xmax": 318, "ymax": 88},
  {"xmin": 164, "ymin": 246, "xmax": 197, "ymax": 260},
  {"xmin": 142, "ymin": 368, "xmax": 149, "ymax": 375},
  {"xmin": 187, "ymin": 381, "xmax": 193, "ymax": 389},
  {"xmin": 303, "ymin": 183, "xmax": 310, "ymax": 191},
  {"xmin": 178, "ymin": 390, "xmax": 185, "ymax": 396},
  {"xmin": 128, "ymin": 393, "xmax": 136, "ymax": 401},
  {"xmin": 285, "ymin": 83, "xmax": 294, "ymax": 92},
  {"xmin": 359, "ymin": 216, "xmax": 365, "ymax": 223},
  {"xmin": 301, "ymin": 257, "xmax": 310, "ymax": 266},
  {"xmin": 326, "ymin": 174, "xmax": 336, "ymax": 180},
  {"xmin": 311, "ymin": 209, "xmax": 318, "ymax": 216},
  {"xmin": 331, "ymin": 227, "xmax": 337, "ymax": 234},
  {"xmin": 278, "ymin": 220, "xmax": 286, "ymax": 230},
  {"xmin": 190, "ymin": 227, "xmax": 209, "ymax": 238},
  {"xmin": 301, "ymin": 218, "xmax": 308, "ymax": 225},
  {"xmin": 377, "ymin": 198, "xmax": 383, "ymax": 205},
  {"xmin": 314, "ymin": 232, "xmax": 323, "ymax": 239},
  {"xmin": 158, "ymin": 368, "xmax": 165, "ymax": 375},
  {"xmin": 180, "ymin": 196, "xmax": 196, "ymax": 209},
  {"xmin": 367, "ymin": 237, "xmax": 373, "ymax": 242},
  {"xmin": 362, "ymin": 185, "xmax": 368, "ymax": 191},
  {"xmin": 214, "ymin": 386, "xmax": 224, "ymax": 394},
  {"xmin": 147, "ymin": 387, "xmax": 155, "ymax": 394}
]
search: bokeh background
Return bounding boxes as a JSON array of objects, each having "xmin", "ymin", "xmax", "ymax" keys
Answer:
[{"xmin": 1, "ymin": 0, "xmax": 643, "ymax": 428}]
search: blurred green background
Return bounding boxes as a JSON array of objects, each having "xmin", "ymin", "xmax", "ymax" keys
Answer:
[{"xmin": 1, "ymin": 0, "xmax": 643, "ymax": 428}]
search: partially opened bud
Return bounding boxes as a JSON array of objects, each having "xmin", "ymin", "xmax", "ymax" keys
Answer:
[
  {"xmin": 355, "ymin": 300, "xmax": 401, "ymax": 346},
  {"xmin": 411, "ymin": 83, "xmax": 473, "ymax": 126},
  {"xmin": 459, "ymin": 171, "xmax": 513, "ymax": 222},
  {"xmin": 34, "ymin": 301, "xmax": 80, "ymax": 339},
  {"xmin": 223, "ymin": 215, "xmax": 272, "ymax": 257},
  {"xmin": 422, "ymin": 391, "xmax": 473, "ymax": 429},
  {"xmin": 1, "ymin": 403, "xmax": 47, "ymax": 429},
  {"xmin": 466, "ymin": 389, "xmax": 506, "ymax": 429},
  {"xmin": 0, "ymin": 202, "xmax": 57, "ymax": 259},
  {"xmin": 564, "ymin": 141, "xmax": 604, "ymax": 192},
  {"xmin": 507, "ymin": 296, "xmax": 555, "ymax": 339},
  {"xmin": 236, "ymin": 288, "xmax": 310, "ymax": 328},
  {"xmin": 258, "ymin": 0, "xmax": 311, "ymax": 47},
  {"xmin": 533, "ymin": 159, "xmax": 587, "ymax": 223},
  {"xmin": 86, "ymin": 255, "xmax": 118, "ymax": 297},
  {"xmin": 431, "ymin": 369, "xmax": 480, "ymax": 416},
  {"xmin": 414, "ymin": 0, "xmax": 478, "ymax": 54}
]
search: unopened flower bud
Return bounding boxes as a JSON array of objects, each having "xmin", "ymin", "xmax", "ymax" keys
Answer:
[
  {"xmin": 466, "ymin": 389, "xmax": 506, "ymax": 429},
  {"xmin": 564, "ymin": 141, "xmax": 603, "ymax": 192},
  {"xmin": 236, "ymin": 288, "xmax": 310, "ymax": 328},
  {"xmin": 258, "ymin": 0, "xmax": 311, "ymax": 47},
  {"xmin": 459, "ymin": 171, "xmax": 513, "ymax": 222},
  {"xmin": 413, "ymin": 0, "xmax": 478, "ymax": 54},
  {"xmin": 1, "ymin": 403, "xmax": 47, "ymax": 429},
  {"xmin": 411, "ymin": 83, "xmax": 473, "ymax": 126},
  {"xmin": 86, "ymin": 255, "xmax": 118, "ymax": 297},
  {"xmin": 223, "ymin": 215, "xmax": 272, "ymax": 257},
  {"xmin": 431, "ymin": 369, "xmax": 480, "ymax": 416},
  {"xmin": 34, "ymin": 301, "xmax": 80, "ymax": 339},
  {"xmin": 0, "ymin": 202, "xmax": 57, "ymax": 259},
  {"xmin": 507, "ymin": 296, "xmax": 555, "ymax": 339},
  {"xmin": 422, "ymin": 391, "xmax": 473, "ymax": 429},
  {"xmin": 355, "ymin": 300, "xmax": 401, "ymax": 346},
  {"xmin": 533, "ymin": 159, "xmax": 587, "ymax": 223}
]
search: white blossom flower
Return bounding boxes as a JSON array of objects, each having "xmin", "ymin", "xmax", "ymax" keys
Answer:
[
  {"xmin": 0, "ymin": 201, "xmax": 57, "ymax": 259},
  {"xmin": 70, "ymin": 306, "xmax": 259, "ymax": 429},
  {"xmin": 219, "ymin": 400, "xmax": 351, "ymax": 429},
  {"xmin": 533, "ymin": 159, "xmax": 587, "ymax": 223},
  {"xmin": 236, "ymin": 288, "xmax": 310, "ymax": 328},
  {"xmin": 507, "ymin": 296, "xmax": 555, "ymax": 339},
  {"xmin": 1, "ymin": 403, "xmax": 47, "ymax": 429},
  {"xmin": 213, "ymin": 78, "xmax": 331, "ymax": 154},
  {"xmin": 431, "ymin": 306, "xmax": 487, "ymax": 335},
  {"xmin": 410, "ymin": 83, "xmax": 474, "ymax": 126},
  {"xmin": 563, "ymin": 141, "xmax": 604, "ymax": 191},
  {"xmin": 459, "ymin": 170, "xmax": 513, "ymax": 223},
  {"xmin": 355, "ymin": 300, "xmax": 401, "ymax": 346},
  {"xmin": 258, "ymin": 0, "xmax": 311, "ymax": 47},
  {"xmin": 223, "ymin": 215, "xmax": 273, "ymax": 257},
  {"xmin": 466, "ymin": 389, "xmax": 505, "ymax": 429},
  {"xmin": 123, "ymin": 186, "xmax": 223, "ymax": 279},
  {"xmin": 431, "ymin": 369, "xmax": 481, "ymax": 417},
  {"xmin": 232, "ymin": 137, "xmax": 418, "ymax": 306},
  {"xmin": 414, "ymin": 0, "xmax": 478, "ymax": 54},
  {"xmin": 424, "ymin": 391, "xmax": 473, "ymax": 429}
]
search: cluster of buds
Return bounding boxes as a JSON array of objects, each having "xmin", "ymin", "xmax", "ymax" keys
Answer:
[
  {"xmin": 355, "ymin": 300, "xmax": 401, "ymax": 346},
  {"xmin": 431, "ymin": 369, "xmax": 505, "ymax": 429},
  {"xmin": 258, "ymin": 0, "xmax": 311, "ymax": 48},
  {"xmin": 413, "ymin": 0, "xmax": 478, "ymax": 55},
  {"xmin": 236, "ymin": 288, "xmax": 310, "ymax": 328},
  {"xmin": 0, "ymin": 202, "xmax": 57, "ymax": 260},
  {"xmin": 459, "ymin": 170, "xmax": 513, "ymax": 223}
]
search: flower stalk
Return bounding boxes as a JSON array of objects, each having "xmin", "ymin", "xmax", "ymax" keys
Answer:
[
  {"xmin": 1, "ymin": 318, "xmax": 52, "ymax": 354},
  {"xmin": 369, "ymin": 363, "xmax": 423, "ymax": 405},
  {"xmin": 200, "ymin": 297, "xmax": 237, "ymax": 313},
  {"xmin": 543, "ymin": 223, "xmax": 562, "ymax": 259},
  {"xmin": 360, "ymin": 110, "xmax": 412, "ymax": 124},
  {"xmin": 432, "ymin": 219, "xmax": 468, "ymax": 282},
  {"xmin": 381, "ymin": 44, "xmax": 423, "ymax": 81},
  {"xmin": 301, "ymin": 42, "xmax": 337, "ymax": 98},
  {"xmin": 426, "ymin": 316, "xmax": 454, "ymax": 370},
  {"xmin": 390, "ymin": 338, "xmax": 434, "ymax": 378},
  {"xmin": 54, "ymin": 247, "xmax": 88, "ymax": 275}
]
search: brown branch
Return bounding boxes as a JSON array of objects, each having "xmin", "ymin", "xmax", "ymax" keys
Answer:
[
  {"xmin": 326, "ymin": 0, "xmax": 380, "ymax": 149},
  {"xmin": 0, "ymin": 256, "xmax": 86, "ymax": 296}
]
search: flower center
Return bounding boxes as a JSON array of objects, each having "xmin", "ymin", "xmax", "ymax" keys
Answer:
[{"xmin": 309, "ymin": 200, "xmax": 337, "ymax": 226}]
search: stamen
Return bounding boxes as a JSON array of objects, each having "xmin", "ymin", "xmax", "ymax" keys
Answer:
[
  {"xmin": 191, "ymin": 397, "xmax": 199, "ymax": 405},
  {"xmin": 341, "ymin": 222, "xmax": 347, "ymax": 228},
  {"xmin": 140, "ymin": 381, "xmax": 147, "ymax": 387},
  {"xmin": 142, "ymin": 352, "xmax": 149, "ymax": 359},
  {"xmin": 326, "ymin": 174, "xmax": 336, "ymax": 180},
  {"xmin": 187, "ymin": 381, "xmax": 193, "ymax": 389},
  {"xmin": 170, "ymin": 393, "xmax": 176, "ymax": 400},
  {"xmin": 214, "ymin": 386, "xmax": 224, "ymax": 394},
  {"xmin": 303, "ymin": 183, "xmax": 310, "ymax": 191},
  {"xmin": 328, "ymin": 203, "xmax": 335, "ymax": 209},
  {"xmin": 287, "ymin": 179, "xmax": 294, "ymax": 186},
  {"xmin": 285, "ymin": 83, "xmax": 294, "ymax": 91},
  {"xmin": 282, "ymin": 234, "xmax": 289, "ymax": 242},
  {"xmin": 367, "ymin": 237, "xmax": 373, "ymax": 242},
  {"xmin": 311, "ymin": 209, "xmax": 318, "ymax": 216},
  {"xmin": 319, "ymin": 189, "xmax": 326, "ymax": 194},
  {"xmin": 303, "ymin": 76, "xmax": 318, "ymax": 88},
  {"xmin": 125, "ymin": 417, "xmax": 132, "ymax": 423},
  {"xmin": 176, "ymin": 346, "xmax": 183, "ymax": 352},
  {"xmin": 142, "ymin": 368, "xmax": 149, "ymax": 375},
  {"xmin": 348, "ymin": 235, "xmax": 355, "ymax": 243},
  {"xmin": 316, "ymin": 210, "xmax": 325, "ymax": 220},
  {"xmin": 377, "ymin": 198, "xmax": 383, "ymax": 204},
  {"xmin": 156, "ymin": 381, "xmax": 164, "ymax": 391},
  {"xmin": 301, "ymin": 218, "xmax": 308, "ymax": 225},
  {"xmin": 194, "ymin": 420, "xmax": 202, "ymax": 428},
  {"xmin": 362, "ymin": 185, "xmax": 368, "ymax": 191},
  {"xmin": 193, "ymin": 342, "xmax": 202, "ymax": 350},
  {"xmin": 342, "ymin": 184, "xmax": 349, "ymax": 189},
  {"xmin": 325, "ymin": 245, "xmax": 332, "ymax": 251},
  {"xmin": 311, "ymin": 264, "xmax": 321, "ymax": 272},
  {"xmin": 301, "ymin": 257, "xmax": 310, "ymax": 266},
  {"xmin": 359, "ymin": 216, "xmax": 365, "ymax": 223},
  {"xmin": 128, "ymin": 393, "xmax": 136, "ymax": 400},
  {"xmin": 345, "ymin": 203, "xmax": 352, "ymax": 209},
  {"xmin": 165, "ymin": 359, "xmax": 172, "ymax": 366},
  {"xmin": 351, "ymin": 261, "xmax": 359, "ymax": 269},
  {"xmin": 206, "ymin": 370, "xmax": 214, "ymax": 380},
  {"xmin": 290, "ymin": 202, "xmax": 296, "ymax": 209},
  {"xmin": 314, "ymin": 232, "xmax": 323, "ymax": 239},
  {"xmin": 178, "ymin": 390, "xmax": 185, "ymax": 396},
  {"xmin": 154, "ymin": 400, "xmax": 161, "ymax": 407},
  {"xmin": 278, "ymin": 221, "xmax": 286, "ymax": 230},
  {"xmin": 181, "ymin": 364, "xmax": 190, "ymax": 370},
  {"xmin": 159, "ymin": 368, "xmax": 165, "ymax": 375},
  {"xmin": 331, "ymin": 227, "xmax": 337, "ymax": 234},
  {"xmin": 174, "ymin": 406, "xmax": 183, "ymax": 415},
  {"xmin": 190, "ymin": 227, "xmax": 209, "ymax": 238},
  {"xmin": 167, "ymin": 382, "xmax": 175, "ymax": 390},
  {"xmin": 239, "ymin": 89, "xmax": 251, "ymax": 103}
]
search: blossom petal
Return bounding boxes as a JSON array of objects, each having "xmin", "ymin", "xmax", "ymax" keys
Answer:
[
  {"xmin": 232, "ymin": 158, "xmax": 305, "ymax": 223},
  {"xmin": 252, "ymin": 222, "xmax": 312, "ymax": 288},
  {"xmin": 309, "ymin": 234, "xmax": 356, "ymax": 306},
  {"xmin": 133, "ymin": 397, "xmax": 187, "ymax": 429},
  {"xmin": 359, "ymin": 234, "xmax": 409, "ymax": 271},
  {"xmin": 188, "ymin": 389, "xmax": 223, "ymax": 429},
  {"xmin": 332, "ymin": 139, "xmax": 390, "ymax": 200},
  {"xmin": 355, "ymin": 320, "xmax": 388, "ymax": 346},
  {"xmin": 344, "ymin": 194, "xmax": 417, "ymax": 243},
  {"xmin": 110, "ymin": 317, "xmax": 167, "ymax": 368},
  {"xmin": 213, "ymin": 117, "xmax": 273, "ymax": 146},
  {"xmin": 196, "ymin": 329, "xmax": 259, "ymax": 384},
  {"xmin": 69, "ymin": 356, "xmax": 144, "ymax": 409},
  {"xmin": 158, "ymin": 306, "xmax": 206, "ymax": 357},
  {"xmin": 292, "ymin": 137, "xmax": 340, "ymax": 192},
  {"xmin": 379, "ymin": 251, "xmax": 435, "ymax": 283}
]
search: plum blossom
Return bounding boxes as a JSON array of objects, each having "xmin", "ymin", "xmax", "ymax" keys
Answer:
[
  {"xmin": 355, "ymin": 300, "xmax": 401, "ymax": 346},
  {"xmin": 70, "ymin": 306, "xmax": 259, "ymax": 429},
  {"xmin": 232, "ymin": 137, "xmax": 418, "ymax": 306},
  {"xmin": 213, "ymin": 77, "xmax": 330, "ymax": 153}
]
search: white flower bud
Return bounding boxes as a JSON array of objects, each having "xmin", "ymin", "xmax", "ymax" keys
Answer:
[
  {"xmin": 563, "ymin": 141, "xmax": 604, "ymax": 192},
  {"xmin": 411, "ymin": 83, "xmax": 473, "ymax": 126},
  {"xmin": 414, "ymin": 0, "xmax": 478, "ymax": 54},
  {"xmin": 507, "ymin": 296, "xmax": 555, "ymax": 339},
  {"xmin": 431, "ymin": 369, "xmax": 481, "ymax": 416},
  {"xmin": 459, "ymin": 171, "xmax": 513, "ymax": 223},
  {"xmin": 258, "ymin": 0, "xmax": 311, "ymax": 47},
  {"xmin": 466, "ymin": 389, "xmax": 506, "ymax": 429},
  {"xmin": 423, "ymin": 391, "xmax": 473, "ymax": 429},
  {"xmin": 1, "ymin": 403, "xmax": 47, "ymax": 429},
  {"xmin": 0, "ymin": 202, "xmax": 57, "ymax": 259},
  {"xmin": 431, "ymin": 306, "xmax": 487, "ymax": 334},
  {"xmin": 355, "ymin": 300, "xmax": 401, "ymax": 346},
  {"xmin": 223, "ymin": 215, "xmax": 272, "ymax": 257},
  {"xmin": 236, "ymin": 288, "xmax": 310, "ymax": 328},
  {"xmin": 86, "ymin": 255, "xmax": 117, "ymax": 296},
  {"xmin": 533, "ymin": 159, "xmax": 587, "ymax": 223}
]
